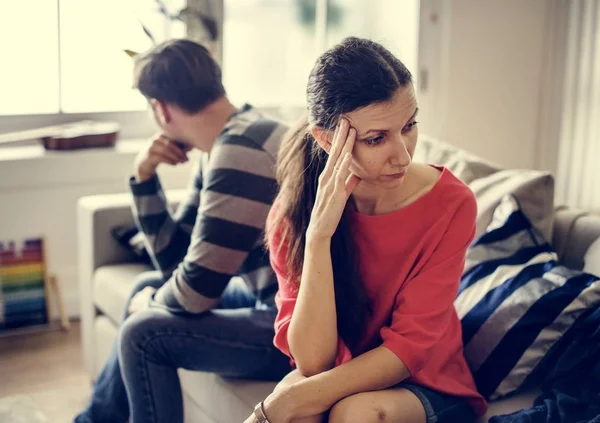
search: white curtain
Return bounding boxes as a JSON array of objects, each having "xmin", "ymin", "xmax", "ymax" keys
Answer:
[{"xmin": 556, "ymin": 0, "xmax": 600, "ymax": 210}]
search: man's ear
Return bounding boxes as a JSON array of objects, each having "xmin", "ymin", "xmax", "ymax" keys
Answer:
[
  {"xmin": 311, "ymin": 128, "xmax": 333, "ymax": 153},
  {"xmin": 150, "ymin": 99, "xmax": 171, "ymax": 126}
]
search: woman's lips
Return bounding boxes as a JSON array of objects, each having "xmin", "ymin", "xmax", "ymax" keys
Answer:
[{"xmin": 383, "ymin": 170, "xmax": 407, "ymax": 179}]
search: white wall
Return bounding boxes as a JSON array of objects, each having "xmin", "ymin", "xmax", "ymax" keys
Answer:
[
  {"xmin": 0, "ymin": 141, "xmax": 197, "ymax": 318},
  {"xmin": 555, "ymin": 0, "xmax": 600, "ymax": 211},
  {"xmin": 418, "ymin": 0, "xmax": 561, "ymax": 170}
]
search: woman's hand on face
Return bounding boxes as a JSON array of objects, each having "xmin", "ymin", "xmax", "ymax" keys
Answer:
[{"xmin": 307, "ymin": 118, "xmax": 361, "ymax": 241}]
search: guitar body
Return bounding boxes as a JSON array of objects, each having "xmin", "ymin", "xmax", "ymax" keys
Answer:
[{"xmin": 0, "ymin": 120, "xmax": 120, "ymax": 151}]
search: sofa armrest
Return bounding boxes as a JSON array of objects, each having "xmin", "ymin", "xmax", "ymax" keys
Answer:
[
  {"xmin": 77, "ymin": 189, "xmax": 187, "ymax": 377},
  {"xmin": 553, "ymin": 207, "xmax": 600, "ymax": 270}
]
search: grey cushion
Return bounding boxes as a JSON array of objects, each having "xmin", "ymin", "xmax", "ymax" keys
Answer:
[
  {"xmin": 585, "ymin": 237, "xmax": 600, "ymax": 276},
  {"xmin": 415, "ymin": 136, "xmax": 502, "ymax": 184},
  {"xmin": 468, "ymin": 170, "xmax": 555, "ymax": 241},
  {"xmin": 92, "ymin": 263, "xmax": 150, "ymax": 324}
]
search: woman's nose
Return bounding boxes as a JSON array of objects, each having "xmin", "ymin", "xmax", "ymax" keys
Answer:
[{"xmin": 390, "ymin": 135, "xmax": 411, "ymax": 168}]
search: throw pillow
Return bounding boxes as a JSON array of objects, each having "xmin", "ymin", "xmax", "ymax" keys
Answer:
[
  {"xmin": 111, "ymin": 225, "xmax": 152, "ymax": 265},
  {"xmin": 455, "ymin": 195, "xmax": 600, "ymax": 400},
  {"xmin": 468, "ymin": 169, "xmax": 555, "ymax": 242}
]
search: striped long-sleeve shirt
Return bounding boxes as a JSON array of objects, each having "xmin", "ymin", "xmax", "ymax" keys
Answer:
[{"xmin": 129, "ymin": 104, "xmax": 287, "ymax": 313}]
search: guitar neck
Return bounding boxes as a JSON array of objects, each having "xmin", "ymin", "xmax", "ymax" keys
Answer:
[{"xmin": 0, "ymin": 125, "xmax": 61, "ymax": 145}]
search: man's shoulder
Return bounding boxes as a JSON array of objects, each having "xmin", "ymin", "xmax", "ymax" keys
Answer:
[{"xmin": 218, "ymin": 105, "xmax": 288, "ymax": 158}]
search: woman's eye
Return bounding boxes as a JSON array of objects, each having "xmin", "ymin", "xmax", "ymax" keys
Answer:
[
  {"xmin": 364, "ymin": 135, "xmax": 385, "ymax": 146},
  {"xmin": 402, "ymin": 121, "xmax": 419, "ymax": 133}
]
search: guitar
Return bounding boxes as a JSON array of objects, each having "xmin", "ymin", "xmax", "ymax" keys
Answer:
[{"xmin": 0, "ymin": 120, "xmax": 120, "ymax": 150}]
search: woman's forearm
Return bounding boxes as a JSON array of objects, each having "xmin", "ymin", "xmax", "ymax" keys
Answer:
[
  {"xmin": 283, "ymin": 347, "xmax": 410, "ymax": 417},
  {"xmin": 287, "ymin": 235, "xmax": 338, "ymax": 376}
]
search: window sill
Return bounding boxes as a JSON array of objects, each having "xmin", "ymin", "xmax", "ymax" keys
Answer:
[
  {"xmin": 0, "ymin": 139, "xmax": 155, "ymax": 191},
  {"xmin": 0, "ymin": 138, "xmax": 147, "ymax": 163}
]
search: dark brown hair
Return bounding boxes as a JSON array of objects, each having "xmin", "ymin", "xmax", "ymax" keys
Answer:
[
  {"xmin": 133, "ymin": 39, "xmax": 225, "ymax": 113},
  {"xmin": 270, "ymin": 37, "xmax": 413, "ymax": 352}
]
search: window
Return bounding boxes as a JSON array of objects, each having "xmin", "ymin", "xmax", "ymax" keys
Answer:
[
  {"xmin": 0, "ymin": 0, "xmax": 420, "ymax": 125},
  {"xmin": 0, "ymin": 1, "xmax": 60, "ymax": 116},
  {"xmin": 325, "ymin": 0, "xmax": 420, "ymax": 74},
  {"xmin": 222, "ymin": 0, "xmax": 420, "ymax": 109},
  {"xmin": 0, "ymin": 0, "xmax": 185, "ymax": 117},
  {"xmin": 222, "ymin": 0, "xmax": 317, "ymax": 109}
]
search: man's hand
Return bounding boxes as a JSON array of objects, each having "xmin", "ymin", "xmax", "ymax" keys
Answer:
[
  {"xmin": 134, "ymin": 134, "xmax": 191, "ymax": 182},
  {"xmin": 128, "ymin": 287, "xmax": 157, "ymax": 314}
]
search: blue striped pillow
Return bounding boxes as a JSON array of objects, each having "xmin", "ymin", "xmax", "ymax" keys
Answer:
[{"xmin": 455, "ymin": 195, "xmax": 600, "ymax": 400}]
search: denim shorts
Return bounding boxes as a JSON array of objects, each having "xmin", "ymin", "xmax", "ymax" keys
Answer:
[{"xmin": 399, "ymin": 382, "xmax": 477, "ymax": 423}]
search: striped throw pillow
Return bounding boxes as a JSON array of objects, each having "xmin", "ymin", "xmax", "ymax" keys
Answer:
[{"xmin": 455, "ymin": 195, "xmax": 600, "ymax": 400}]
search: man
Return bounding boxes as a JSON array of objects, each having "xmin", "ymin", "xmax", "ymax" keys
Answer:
[{"xmin": 75, "ymin": 39, "xmax": 291, "ymax": 423}]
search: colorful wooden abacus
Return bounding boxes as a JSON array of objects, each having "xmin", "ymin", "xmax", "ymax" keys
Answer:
[{"xmin": 0, "ymin": 238, "xmax": 49, "ymax": 330}]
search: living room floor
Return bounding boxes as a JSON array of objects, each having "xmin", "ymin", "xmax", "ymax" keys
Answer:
[{"xmin": 0, "ymin": 321, "xmax": 91, "ymax": 422}]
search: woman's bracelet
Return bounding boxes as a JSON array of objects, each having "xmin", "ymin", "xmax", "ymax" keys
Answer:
[{"xmin": 253, "ymin": 401, "xmax": 271, "ymax": 423}]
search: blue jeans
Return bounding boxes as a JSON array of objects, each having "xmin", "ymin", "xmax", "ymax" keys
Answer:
[
  {"xmin": 400, "ymin": 383, "xmax": 477, "ymax": 423},
  {"xmin": 75, "ymin": 271, "xmax": 290, "ymax": 423}
]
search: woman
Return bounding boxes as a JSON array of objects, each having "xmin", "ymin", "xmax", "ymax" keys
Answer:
[{"xmin": 245, "ymin": 37, "xmax": 487, "ymax": 423}]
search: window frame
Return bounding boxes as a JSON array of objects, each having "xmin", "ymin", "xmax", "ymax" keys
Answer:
[{"xmin": 0, "ymin": 0, "xmax": 328, "ymax": 136}]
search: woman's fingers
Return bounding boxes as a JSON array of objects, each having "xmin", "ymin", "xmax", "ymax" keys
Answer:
[
  {"xmin": 335, "ymin": 152, "xmax": 361, "ymax": 196},
  {"xmin": 334, "ymin": 128, "xmax": 356, "ymax": 181},
  {"xmin": 322, "ymin": 118, "xmax": 349, "ymax": 178},
  {"xmin": 340, "ymin": 127, "xmax": 356, "ymax": 158},
  {"xmin": 335, "ymin": 152, "xmax": 352, "ymax": 184}
]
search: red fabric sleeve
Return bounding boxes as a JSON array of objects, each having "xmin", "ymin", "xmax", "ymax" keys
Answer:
[{"xmin": 380, "ymin": 194, "xmax": 477, "ymax": 376}]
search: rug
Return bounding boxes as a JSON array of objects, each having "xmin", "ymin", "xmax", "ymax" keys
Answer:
[{"xmin": 0, "ymin": 395, "xmax": 49, "ymax": 423}]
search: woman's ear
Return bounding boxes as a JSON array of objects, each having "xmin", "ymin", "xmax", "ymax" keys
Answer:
[{"xmin": 311, "ymin": 128, "xmax": 333, "ymax": 153}]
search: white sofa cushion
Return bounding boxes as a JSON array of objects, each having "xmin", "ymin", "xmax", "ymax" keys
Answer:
[
  {"xmin": 179, "ymin": 371, "xmax": 276, "ymax": 423},
  {"xmin": 92, "ymin": 263, "xmax": 150, "ymax": 324}
]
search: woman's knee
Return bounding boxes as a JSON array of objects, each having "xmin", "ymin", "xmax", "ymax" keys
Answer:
[{"xmin": 328, "ymin": 395, "xmax": 391, "ymax": 423}]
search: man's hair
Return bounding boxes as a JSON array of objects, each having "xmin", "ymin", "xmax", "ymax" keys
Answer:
[{"xmin": 133, "ymin": 39, "xmax": 225, "ymax": 113}]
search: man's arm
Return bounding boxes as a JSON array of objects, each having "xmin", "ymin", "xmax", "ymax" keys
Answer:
[
  {"xmin": 129, "ymin": 135, "xmax": 198, "ymax": 277},
  {"xmin": 152, "ymin": 137, "xmax": 279, "ymax": 313}
]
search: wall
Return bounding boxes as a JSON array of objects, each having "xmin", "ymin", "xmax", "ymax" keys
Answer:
[
  {"xmin": 554, "ymin": 0, "xmax": 600, "ymax": 211},
  {"xmin": 418, "ymin": 0, "xmax": 561, "ymax": 170},
  {"xmin": 0, "ymin": 141, "xmax": 197, "ymax": 318}
]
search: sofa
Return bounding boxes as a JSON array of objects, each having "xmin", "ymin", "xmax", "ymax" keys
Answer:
[{"xmin": 77, "ymin": 137, "xmax": 600, "ymax": 422}]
